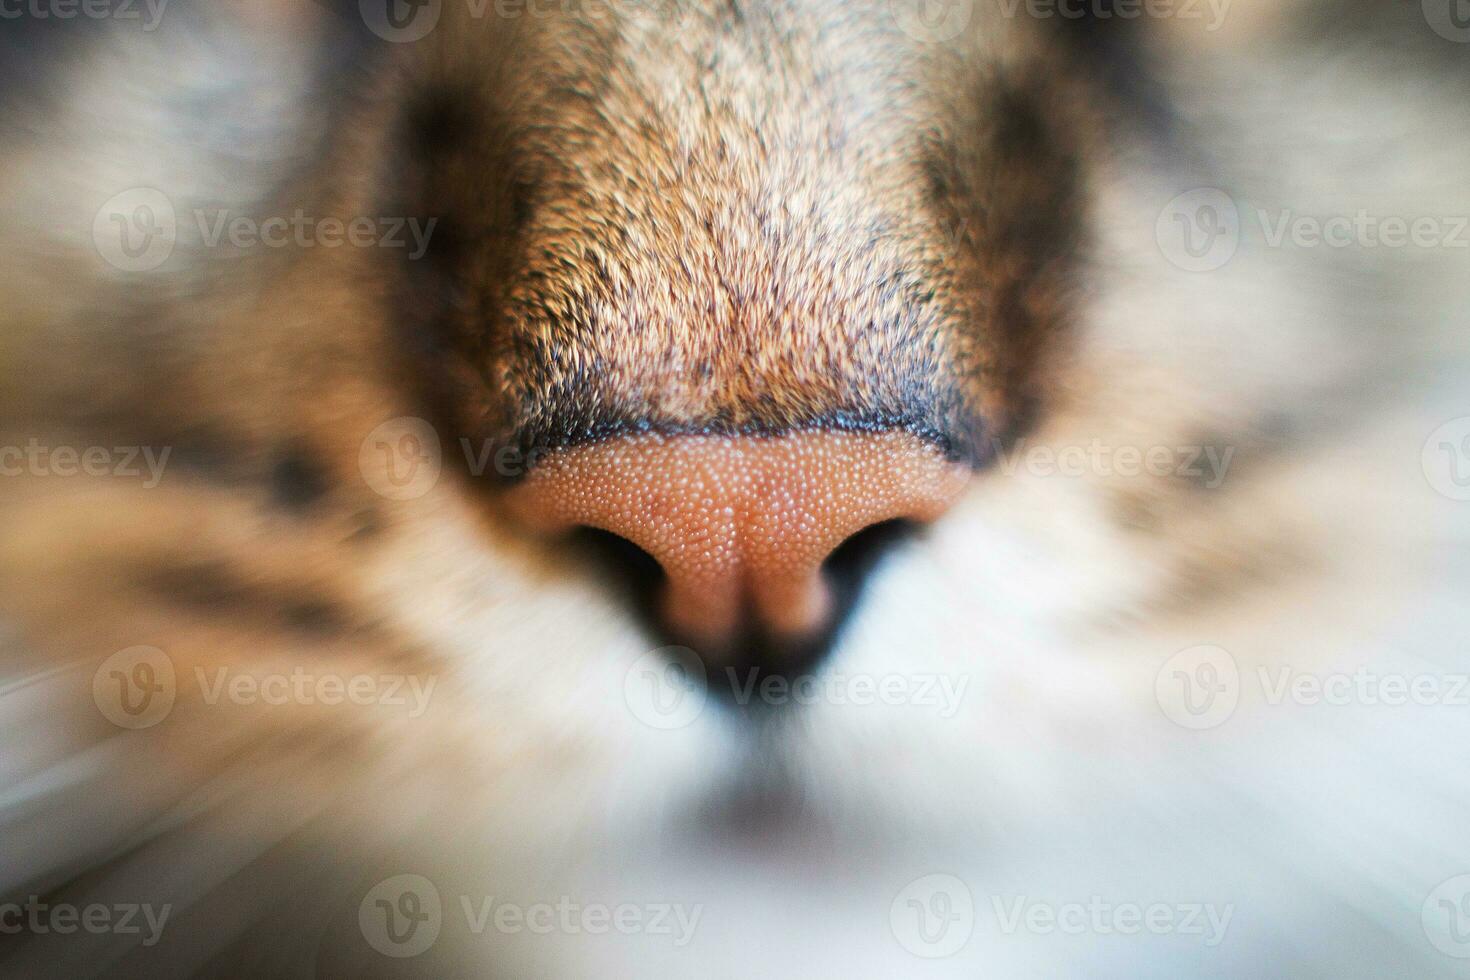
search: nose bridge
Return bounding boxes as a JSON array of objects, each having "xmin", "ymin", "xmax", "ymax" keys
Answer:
[{"xmin": 505, "ymin": 429, "xmax": 969, "ymax": 652}]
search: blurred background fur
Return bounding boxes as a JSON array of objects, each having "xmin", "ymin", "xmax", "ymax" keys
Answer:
[{"xmin": 1, "ymin": 1, "xmax": 1469, "ymax": 976}]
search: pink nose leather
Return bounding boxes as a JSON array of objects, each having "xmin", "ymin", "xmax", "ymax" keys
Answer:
[{"xmin": 505, "ymin": 430, "xmax": 969, "ymax": 649}]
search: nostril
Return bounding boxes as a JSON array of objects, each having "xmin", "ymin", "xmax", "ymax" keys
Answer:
[
  {"xmin": 504, "ymin": 429, "xmax": 970, "ymax": 660},
  {"xmin": 823, "ymin": 518, "xmax": 920, "ymax": 608},
  {"xmin": 571, "ymin": 520, "xmax": 917, "ymax": 676},
  {"xmin": 570, "ymin": 526, "xmax": 666, "ymax": 622}
]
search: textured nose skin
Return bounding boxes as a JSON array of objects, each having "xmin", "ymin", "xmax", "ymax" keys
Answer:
[{"xmin": 505, "ymin": 430, "xmax": 970, "ymax": 650}]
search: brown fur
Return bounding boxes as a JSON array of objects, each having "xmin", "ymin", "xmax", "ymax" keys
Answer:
[
  {"xmin": 1, "ymin": 2, "xmax": 1467, "ymax": 976},
  {"xmin": 399, "ymin": 4, "xmax": 1099, "ymax": 460}
]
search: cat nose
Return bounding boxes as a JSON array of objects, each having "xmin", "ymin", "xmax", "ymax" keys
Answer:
[{"xmin": 504, "ymin": 430, "xmax": 969, "ymax": 654}]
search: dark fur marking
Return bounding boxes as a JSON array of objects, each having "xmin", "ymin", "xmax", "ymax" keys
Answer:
[
  {"xmin": 144, "ymin": 562, "xmax": 352, "ymax": 638},
  {"xmin": 269, "ymin": 444, "xmax": 330, "ymax": 513},
  {"xmin": 1049, "ymin": 0, "xmax": 1180, "ymax": 145},
  {"xmin": 941, "ymin": 67, "xmax": 1088, "ymax": 436}
]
